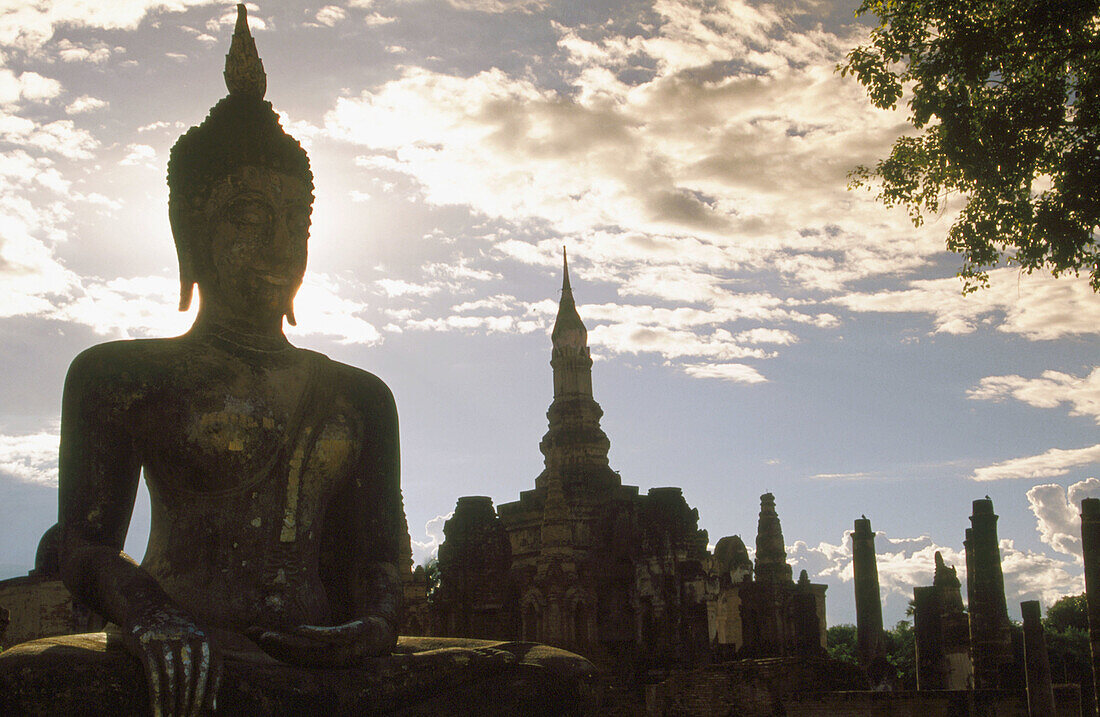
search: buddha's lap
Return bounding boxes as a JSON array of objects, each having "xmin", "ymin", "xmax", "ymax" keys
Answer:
[{"xmin": 0, "ymin": 631, "xmax": 598, "ymax": 715}]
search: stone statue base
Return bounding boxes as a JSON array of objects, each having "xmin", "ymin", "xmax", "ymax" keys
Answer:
[{"xmin": 0, "ymin": 632, "xmax": 598, "ymax": 715}]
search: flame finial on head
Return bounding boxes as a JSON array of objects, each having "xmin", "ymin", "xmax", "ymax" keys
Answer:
[{"xmin": 224, "ymin": 4, "xmax": 266, "ymax": 99}]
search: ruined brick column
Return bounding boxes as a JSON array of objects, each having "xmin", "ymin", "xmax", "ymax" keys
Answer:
[
  {"xmin": 934, "ymin": 552, "xmax": 972, "ymax": 689},
  {"xmin": 965, "ymin": 497, "xmax": 1014, "ymax": 690},
  {"xmin": 852, "ymin": 517, "xmax": 885, "ymax": 666},
  {"xmin": 1022, "ymin": 600, "xmax": 1055, "ymax": 717},
  {"xmin": 754, "ymin": 493, "xmax": 792, "ymax": 584},
  {"xmin": 914, "ymin": 586, "xmax": 948, "ymax": 690},
  {"xmin": 1082, "ymin": 498, "xmax": 1100, "ymax": 715}
]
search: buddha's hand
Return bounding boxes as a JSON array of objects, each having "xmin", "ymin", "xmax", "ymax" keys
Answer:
[
  {"xmin": 246, "ymin": 615, "xmax": 395, "ymax": 667},
  {"xmin": 123, "ymin": 609, "xmax": 222, "ymax": 717}
]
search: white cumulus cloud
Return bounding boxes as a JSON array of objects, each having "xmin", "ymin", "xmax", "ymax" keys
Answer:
[
  {"xmin": 970, "ymin": 367, "xmax": 1100, "ymax": 424},
  {"xmin": 1026, "ymin": 479, "xmax": 1100, "ymax": 557},
  {"xmin": 972, "ymin": 444, "xmax": 1100, "ymax": 482}
]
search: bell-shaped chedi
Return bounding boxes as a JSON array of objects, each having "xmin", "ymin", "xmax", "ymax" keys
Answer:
[{"xmin": 754, "ymin": 492, "xmax": 793, "ymax": 585}]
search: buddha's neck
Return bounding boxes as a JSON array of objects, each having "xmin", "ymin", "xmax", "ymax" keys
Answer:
[{"xmin": 191, "ymin": 307, "xmax": 291, "ymax": 354}]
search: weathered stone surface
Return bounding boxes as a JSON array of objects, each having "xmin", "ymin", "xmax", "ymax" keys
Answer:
[
  {"xmin": 435, "ymin": 496, "xmax": 516, "ymax": 640},
  {"xmin": 0, "ymin": 633, "xmax": 599, "ymax": 715},
  {"xmin": 0, "ymin": 575, "xmax": 104, "ymax": 650},
  {"xmin": 1081, "ymin": 497, "xmax": 1100, "ymax": 716},
  {"xmin": 648, "ymin": 656, "xmax": 866, "ymax": 717},
  {"xmin": 851, "ymin": 517, "xmax": 885, "ymax": 668},
  {"xmin": 933, "ymin": 551, "xmax": 972, "ymax": 689},
  {"xmin": 1022, "ymin": 600, "xmax": 1055, "ymax": 717},
  {"xmin": 914, "ymin": 585, "xmax": 948, "ymax": 690},
  {"xmin": 727, "ymin": 495, "xmax": 827, "ymax": 660},
  {"xmin": 965, "ymin": 498, "xmax": 1017, "ymax": 690},
  {"xmin": 434, "ymin": 257, "xmax": 714, "ymax": 677}
]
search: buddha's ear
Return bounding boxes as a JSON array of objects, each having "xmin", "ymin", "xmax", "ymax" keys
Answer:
[
  {"xmin": 178, "ymin": 271, "xmax": 196, "ymax": 312},
  {"xmin": 285, "ymin": 305, "xmax": 297, "ymax": 326},
  {"xmin": 169, "ymin": 202, "xmax": 197, "ymax": 312}
]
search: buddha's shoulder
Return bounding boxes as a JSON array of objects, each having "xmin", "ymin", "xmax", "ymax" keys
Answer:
[
  {"xmin": 306, "ymin": 351, "xmax": 396, "ymax": 416},
  {"xmin": 65, "ymin": 337, "xmax": 195, "ymax": 385}
]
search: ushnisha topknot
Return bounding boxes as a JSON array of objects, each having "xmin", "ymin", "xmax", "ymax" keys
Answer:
[
  {"xmin": 224, "ymin": 3, "xmax": 266, "ymax": 99},
  {"xmin": 167, "ymin": 4, "xmax": 313, "ymax": 312}
]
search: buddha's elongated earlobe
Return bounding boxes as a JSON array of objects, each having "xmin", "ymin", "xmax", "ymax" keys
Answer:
[
  {"xmin": 179, "ymin": 274, "xmax": 195, "ymax": 312},
  {"xmin": 285, "ymin": 305, "xmax": 297, "ymax": 326},
  {"xmin": 170, "ymin": 202, "xmax": 196, "ymax": 311}
]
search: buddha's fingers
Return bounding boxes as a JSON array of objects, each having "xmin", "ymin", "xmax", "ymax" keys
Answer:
[
  {"xmin": 140, "ymin": 646, "xmax": 164, "ymax": 717},
  {"xmin": 176, "ymin": 643, "xmax": 193, "ymax": 716},
  {"xmin": 208, "ymin": 652, "xmax": 223, "ymax": 714},
  {"xmin": 189, "ymin": 641, "xmax": 211, "ymax": 717},
  {"xmin": 160, "ymin": 642, "xmax": 176, "ymax": 717}
]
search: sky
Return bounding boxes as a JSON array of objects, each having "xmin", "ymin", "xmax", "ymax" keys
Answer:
[{"xmin": 0, "ymin": 0, "xmax": 1097, "ymax": 628}]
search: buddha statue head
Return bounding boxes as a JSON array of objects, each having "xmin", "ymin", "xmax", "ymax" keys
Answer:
[{"xmin": 168, "ymin": 4, "xmax": 314, "ymax": 327}]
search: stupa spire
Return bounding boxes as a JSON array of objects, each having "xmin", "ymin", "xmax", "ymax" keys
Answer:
[
  {"xmin": 551, "ymin": 248, "xmax": 586, "ymax": 352},
  {"xmin": 535, "ymin": 249, "xmax": 618, "ymax": 491}
]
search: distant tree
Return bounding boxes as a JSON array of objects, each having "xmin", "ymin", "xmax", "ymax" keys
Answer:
[
  {"xmin": 884, "ymin": 619, "xmax": 917, "ymax": 689},
  {"xmin": 1045, "ymin": 593, "xmax": 1089, "ymax": 632},
  {"xmin": 841, "ymin": 0, "xmax": 1100, "ymax": 293},
  {"xmin": 422, "ymin": 557, "xmax": 440, "ymax": 601},
  {"xmin": 1043, "ymin": 594, "xmax": 1092, "ymax": 703},
  {"xmin": 827, "ymin": 623, "xmax": 859, "ymax": 665}
]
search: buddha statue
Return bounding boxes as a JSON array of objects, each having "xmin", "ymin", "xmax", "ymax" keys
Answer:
[{"xmin": 0, "ymin": 7, "xmax": 594, "ymax": 715}]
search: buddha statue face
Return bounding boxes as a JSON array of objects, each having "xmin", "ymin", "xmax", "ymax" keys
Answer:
[{"xmin": 188, "ymin": 164, "xmax": 313, "ymax": 324}]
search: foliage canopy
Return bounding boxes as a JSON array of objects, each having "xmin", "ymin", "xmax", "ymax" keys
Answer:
[{"xmin": 841, "ymin": 0, "xmax": 1100, "ymax": 292}]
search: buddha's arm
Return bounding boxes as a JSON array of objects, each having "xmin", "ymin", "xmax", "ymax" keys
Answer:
[
  {"xmin": 249, "ymin": 370, "xmax": 402, "ymax": 666},
  {"xmin": 57, "ymin": 348, "xmax": 219, "ymax": 716}
]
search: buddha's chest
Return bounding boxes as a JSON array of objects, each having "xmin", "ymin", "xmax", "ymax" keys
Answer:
[{"xmin": 136, "ymin": 364, "xmax": 359, "ymax": 503}]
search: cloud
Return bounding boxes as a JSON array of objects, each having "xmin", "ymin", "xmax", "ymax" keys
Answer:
[
  {"xmin": 54, "ymin": 39, "xmax": 112, "ymax": 64},
  {"xmin": 404, "ymin": 314, "xmax": 542, "ymax": 334},
  {"xmin": 376, "ymin": 278, "xmax": 440, "ymax": 298},
  {"xmin": 65, "ymin": 95, "xmax": 108, "ymax": 115},
  {"xmin": 681, "ymin": 362, "xmax": 767, "ymax": 383},
  {"xmin": 1026, "ymin": 479, "xmax": 1100, "ymax": 556},
  {"xmin": 288, "ymin": 273, "xmax": 383, "ymax": 345},
  {"xmin": 0, "ymin": 0, "xmax": 220, "ymax": 52},
  {"xmin": 314, "ymin": 5, "xmax": 347, "ymax": 27},
  {"xmin": 410, "ymin": 512, "xmax": 452, "ymax": 565},
  {"xmin": 972, "ymin": 444, "xmax": 1100, "ymax": 482},
  {"xmin": 120, "ymin": 143, "xmax": 157, "ymax": 167},
  {"xmin": 321, "ymin": 3, "xmax": 924, "ymax": 291},
  {"xmin": 0, "ymin": 69, "xmax": 62, "ymax": 105},
  {"xmin": 808, "ymin": 471, "xmax": 873, "ymax": 480},
  {"xmin": 0, "ymin": 431, "xmax": 59, "ymax": 487},
  {"xmin": 736, "ymin": 327, "xmax": 798, "ymax": 345},
  {"xmin": 0, "ymin": 117, "xmax": 98, "ymax": 159},
  {"xmin": 834, "ymin": 269, "xmax": 1100, "ymax": 341},
  {"xmin": 443, "ymin": 0, "xmax": 549, "ymax": 12},
  {"xmin": 969, "ymin": 367, "xmax": 1100, "ymax": 424},
  {"xmin": 362, "ymin": 13, "xmax": 396, "ymax": 27},
  {"xmin": 50, "ymin": 275, "xmax": 195, "ymax": 338}
]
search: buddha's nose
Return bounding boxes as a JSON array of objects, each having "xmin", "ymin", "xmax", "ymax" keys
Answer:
[{"xmin": 268, "ymin": 215, "xmax": 292, "ymax": 259}]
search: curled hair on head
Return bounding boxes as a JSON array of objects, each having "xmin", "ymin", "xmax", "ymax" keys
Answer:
[{"xmin": 167, "ymin": 96, "xmax": 314, "ymax": 311}]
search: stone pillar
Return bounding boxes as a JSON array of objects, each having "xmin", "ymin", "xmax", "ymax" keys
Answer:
[
  {"xmin": 966, "ymin": 497, "xmax": 1013, "ymax": 690},
  {"xmin": 1082, "ymin": 498, "xmax": 1100, "ymax": 715},
  {"xmin": 914, "ymin": 586, "xmax": 948, "ymax": 690},
  {"xmin": 1022, "ymin": 600, "xmax": 1055, "ymax": 717},
  {"xmin": 852, "ymin": 517, "xmax": 885, "ymax": 666}
]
